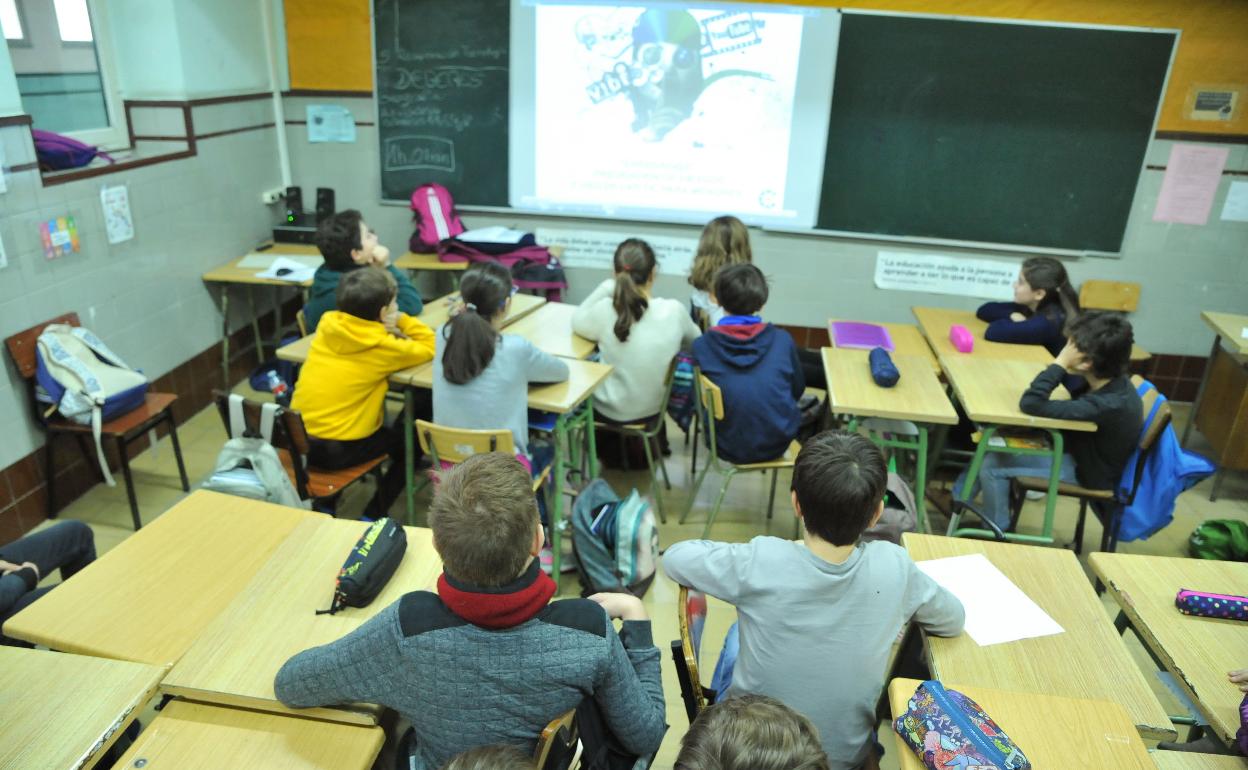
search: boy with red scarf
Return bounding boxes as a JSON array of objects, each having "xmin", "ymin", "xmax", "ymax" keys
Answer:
[{"xmin": 273, "ymin": 453, "xmax": 666, "ymax": 769}]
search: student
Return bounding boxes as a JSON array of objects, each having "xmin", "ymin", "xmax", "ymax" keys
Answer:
[
  {"xmin": 954, "ymin": 311, "xmax": 1142, "ymax": 529},
  {"xmin": 304, "ymin": 209, "xmax": 423, "ymax": 332},
  {"xmin": 675, "ymin": 694, "xmax": 830, "ymax": 770},
  {"xmin": 688, "ymin": 215, "xmax": 752, "ymax": 327},
  {"xmin": 692, "ymin": 264, "xmax": 806, "ymax": 464},
  {"xmin": 571, "ymin": 238, "xmax": 700, "ymax": 427},
  {"xmin": 432, "ymin": 262, "xmax": 568, "ymax": 459},
  {"xmin": 274, "ymin": 452, "xmax": 668, "ymax": 770},
  {"xmin": 976, "ymin": 256, "xmax": 1080, "ymax": 356},
  {"xmin": 441, "ymin": 745, "xmax": 535, "ymax": 770},
  {"xmin": 1, "ymin": 521, "xmax": 96, "ymax": 646},
  {"xmin": 663, "ymin": 431, "xmax": 965, "ymax": 770},
  {"xmin": 292, "ymin": 268, "xmax": 435, "ymax": 516}
]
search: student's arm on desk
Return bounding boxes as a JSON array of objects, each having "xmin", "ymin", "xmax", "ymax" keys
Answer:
[
  {"xmin": 662, "ymin": 540, "xmax": 754, "ymax": 605},
  {"xmin": 378, "ymin": 318, "xmax": 436, "ymax": 369},
  {"xmin": 388, "ymin": 265, "xmax": 424, "ymax": 315},
  {"xmin": 983, "ymin": 309, "xmax": 1057, "ymax": 347},
  {"xmin": 519, "ymin": 338, "xmax": 569, "ymax": 384},
  {"xmin": 1019, "ymin": 364, "xmax": 1102, "ymax": 422},
  {"xmin": 274, "ymin": 603, "xmax": 400, "ymax": 709},
  {"xmin": 976, "ymin": 302, "xmax": 1022, "ymax": 323},
  {"xmin": 904, "ymin": 557, "xmax": 965, "ymax": 637},
  {"xmin": 571, "ymin": 279, "xmax": 616, "ymax": 342}
]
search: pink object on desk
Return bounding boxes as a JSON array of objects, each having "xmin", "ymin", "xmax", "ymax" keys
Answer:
[
  {"xmin": 830, "ymin": 321, "xmax": 894, "ymax": 351},
  {"xmin": 949, "ymin": 324, "xmax": 974, "ymax": 353}
]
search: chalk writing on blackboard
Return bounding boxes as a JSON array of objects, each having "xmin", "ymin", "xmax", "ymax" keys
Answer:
[{"xmin": 384, "ymin": 136, "xmax": 457, "ymax": 173}]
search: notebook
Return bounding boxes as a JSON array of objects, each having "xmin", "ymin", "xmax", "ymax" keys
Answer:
[{"xmin": 830, "ymin": 321, "xmax": 894, "ymax": 351}]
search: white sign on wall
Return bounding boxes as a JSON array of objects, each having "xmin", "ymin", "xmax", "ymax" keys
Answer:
[
  {"xmin": 874, "ymin": 251, "xmax": 1016, "ymax": 300},
  {"xmin": 535, "ymin": 227, "xmax": 696, "ymax": 277}
]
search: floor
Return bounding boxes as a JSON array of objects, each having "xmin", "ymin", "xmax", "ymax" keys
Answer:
[{"xmin": 28, "ymin": 389, "xmax": 1248, "ymax": 769}]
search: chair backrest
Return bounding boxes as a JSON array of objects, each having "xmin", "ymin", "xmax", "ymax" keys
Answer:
[
  {"xmin": 675, "ymin": 585, "xmax": 711, "ymax": 720},
  {"xmin": 533, "ymin": 709, "xmax": 579, "ymax": 770},
  {"xmin": 295, "ymin": 308, "xmax": 308, "ymax": 337},
  {"xmin": 4, "ymin": 312, "xmax": 81, "ymax": 380},
  {"xmin": 1121, "ymin": 376, "xmax": 1172, "ymax": 506},
  {"xmin": 1080, "ymin": 280, "xmax": 1140, "ymax": 312},
  {"xmin": 415, "ymin": 420, "xmax": 516, "ymax": 466},
  {"xmin": 212, "ymin": 390, "xmax": 314, "ymax": 497}
]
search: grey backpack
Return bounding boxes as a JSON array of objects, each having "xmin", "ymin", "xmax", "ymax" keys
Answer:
[
  {"xmin": 202, "ymin": 394, "xmax": 306, "ymax": 509},
  {"xmin": 862, "ymin": 472, "xmax": 919, "ymax": 544}
]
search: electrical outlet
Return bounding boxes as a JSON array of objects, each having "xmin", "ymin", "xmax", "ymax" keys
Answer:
[{"xmin": 260, "ymin": 187, "xmax": 285, "ymax": 205}]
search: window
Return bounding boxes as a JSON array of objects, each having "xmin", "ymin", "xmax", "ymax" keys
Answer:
[
  {"xmin": 1, "ymin": 0, "xmax": 25, "ymax": 41},
  {"xmin": 4, "ymin": 0, "xmax": 124, "ymax": 149}
]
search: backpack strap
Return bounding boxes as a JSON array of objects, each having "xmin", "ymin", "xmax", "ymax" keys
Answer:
[
  {"xmin": 227, "ymin": 394, "xmax": 247, "ymax": 439},
  {"xmin": 258, "ymin": 402, "xmax": 279, "ymax": 443},
  {"xmin": 69, "ymin": 326, "xmax": 135, "ymax": 372}
]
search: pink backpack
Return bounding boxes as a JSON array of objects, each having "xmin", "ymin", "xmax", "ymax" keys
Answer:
[{"xmin": 409, "ymin": 184, "xmax": 465, "ymax": 252}]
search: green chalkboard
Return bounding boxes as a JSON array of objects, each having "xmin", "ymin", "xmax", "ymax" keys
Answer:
[
  {"xmin": 374, "ymin": 0, "xmax": 509, "ymax": 205},
  {"xmin": 817, "ymin": 13, "xmax": 1175, "ymax": 252}
]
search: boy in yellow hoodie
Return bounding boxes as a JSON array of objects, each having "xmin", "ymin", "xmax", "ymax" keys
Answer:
[{"xmin": 293, "ymin": 268, "xmax": 435, "ymax": 516}]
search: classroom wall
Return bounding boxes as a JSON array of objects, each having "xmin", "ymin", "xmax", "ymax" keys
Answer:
[{"xmin": 0, "ymin": 40, "xmax": 21, "ymax": 116}]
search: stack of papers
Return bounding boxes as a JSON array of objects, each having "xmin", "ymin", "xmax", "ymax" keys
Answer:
[
  {"xmin": 916, "ymin": 554, "xmax": 1064, "ymax": 646},
  {"xmin": 256, "ymin": 256, "xmax": 319, "ymax": 283}
]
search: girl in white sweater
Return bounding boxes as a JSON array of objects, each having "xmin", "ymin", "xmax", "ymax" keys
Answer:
[{"xmin": 572, "ymin": 239, "xmax": 701, "ymax": 424}]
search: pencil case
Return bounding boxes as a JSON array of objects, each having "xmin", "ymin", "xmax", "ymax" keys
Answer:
[
  {"xmin": 949, "ymin": 325, "xmax": 974, "ymax": 353},
  {"xmin": 893, "ymin": 680, "xmax": 1031, "ymax": 770},
  {"xmin": 1175, "ymin": 589, "xmax": 1248, "ymax": 621}
]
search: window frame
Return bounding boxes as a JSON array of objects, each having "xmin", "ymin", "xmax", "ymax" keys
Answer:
[{"xmin": 1, "ymin": 0, "xmax": 31, "ymax": 46}]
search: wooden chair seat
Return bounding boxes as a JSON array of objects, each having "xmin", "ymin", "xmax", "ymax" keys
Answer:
[
  {"xmin": 45, "ymin": 393, "xmax": 180, "ymax": 436},
  {"xmin": 1129, "ymin": 344, "xmax": 1150, "ymax": 363},
  {"xmin": 734, "ymin": 440, "xmax": 802, "ymax": 470},
  {"xmin": 1013, "ymin": 475, "xmax": 1116, "ymax": 500},
  {"xmin": 275, "ymin": 449, "xmax": 386, "ymax": 499}
]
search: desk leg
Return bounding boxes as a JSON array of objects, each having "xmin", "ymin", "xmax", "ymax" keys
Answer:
[
  {"xmin": 949, "ymin": 426, "xmax": 1059, "ymax": 545},
  {"xmin": 585, "ymin": 396, "xmax": 599, "ymax": 479},
  {"xmin": 1181, "ymin": 334, "xmax": 1220, "ymax": 447},
  {"xmin": 1040, "ymin": 429, "xmax": 1064, "ymax": 541},
  {"xmin": 219, "ymin": 287, "xmax": 231, "ymax": 388},
  {"xmin": 404, "ymin": 389, "xmax": 416, "ymax": 524},
  {"xmin": 246, "ymin": 286, "xmax": 264, "ymax": 366},
  {"xmin": 915, "ymin": 427, "xmax": 929, "ymax": 533},
  {"xmin": 550, "ymin": 413, "xmax": 569, "ymax": 590},
  {"xmin": 950, "ymin": 425, "xmax": 994, "ymax": 535}
]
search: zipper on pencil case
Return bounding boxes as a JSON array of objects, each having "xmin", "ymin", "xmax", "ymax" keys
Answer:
[
  {"xmin": 925, "ymin": 681, "xmax": 1015, "ymax": 769},
  {"xmin": 1177, "ymin": 589, "xmax": 1248, "ymax": 602}
]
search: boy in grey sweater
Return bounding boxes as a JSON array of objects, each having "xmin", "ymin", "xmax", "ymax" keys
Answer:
[
  {"xmin": 274, "ymin": 453, "xmax": 666, "ymax": 769},
  {"xmin": 664, "ymin": 431, "xmax": 965, "ymax": 770}
]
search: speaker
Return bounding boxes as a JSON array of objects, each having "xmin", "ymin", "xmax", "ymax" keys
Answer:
[
  {"xmin": 315, "ymin": 188, "xmax": 335, "ymax": 223},
  {"xmin": 284, "ymin": 186, "xmax": 303, "ymax": 225}
]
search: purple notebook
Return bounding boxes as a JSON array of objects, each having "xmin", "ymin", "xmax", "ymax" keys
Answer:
[{"xmin": 830, "ymin": 321, "xmax": 894, "ymax": 351}]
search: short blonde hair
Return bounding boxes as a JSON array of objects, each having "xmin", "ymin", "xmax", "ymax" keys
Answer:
[
  {"xmin": 440, "ymin": 744, "xmax": 535, "ymax": 770},
  {"xmin": 429, "ymin": 453, "xmax": 538, "ymax": 586},
  {"xmin": 689, "ymin": 215, "xmax": 752, "ymax": 291},
  {"xmin": 675, "ymin": 694, "xmax": 830, "ymax": 770}
]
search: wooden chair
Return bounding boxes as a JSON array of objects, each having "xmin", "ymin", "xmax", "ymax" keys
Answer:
[
  {"xmin": 679, "ymin": 372, "xmax": 801, "ymax": 539},
  {"xmin": 593, "ymin": 359, "xmax": 676, "ymax": 522},
  {"xmin": 671, "ymin": 585, "xmax": 716, "ymax": 722},
  {"xmin": 1007, "ymin": 377, "xmax": 1171, "ymax": 553},
  {"xmin": 4, "ymin": 313, "xmax": 189, "ymax": 530},
  {"xmin": 295, "ymin": 309, "xmax": 308, "ymax": 337},
  {"xmin": 415, "ymin": 421, "xmax": 552, "ymax": 493},
  {"xmin": 533, "ymin": 709, "xmax": 579, "ymax": 770},
  {"xmin": 1079, "ymin": 280, "xmax": 1150, "ymax": 363},
  {"xmin": 212, "ymin": 391, "xmax": 385, "ymax": 508}
]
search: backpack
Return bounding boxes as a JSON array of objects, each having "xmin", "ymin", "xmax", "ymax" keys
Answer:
[
  {"xmin": 35, "ymin": 324, "xmax": 148, "ymax": 487},
  {"xmin": 666, "ymin": 352, "xmax": 696, "ymax": 434},
  {"xmin": 861, "ymin": 471, "xmax": 920, "ymax": 544},
  {"xmin": 201, "ymin": 394, "xmax": 306, "ymax": 509},
  {"xmin": 1189, "ymin": 519, "xmax": 1248, "ymax": 562},
  {"xmin": 437, "ymin": 238, "xmax": 569, "ymax": 302},
  {"xmin": 408, "ymin": 183, "xmax": 465, "ymax": 252},
  {"xmin": 571, "ymin": 478, "xmax": 659, "ymax": 598},
  {"xmin": 32, "ymin": 129, "xmax": 114, "ymax": 171}
]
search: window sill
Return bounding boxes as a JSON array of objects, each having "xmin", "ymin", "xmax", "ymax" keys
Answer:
[{"xmin": 39, "ymin": 141, "xmax": 193, "ymax": 186}]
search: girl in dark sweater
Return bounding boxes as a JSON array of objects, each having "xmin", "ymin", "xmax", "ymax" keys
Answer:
[{"xmin": 977, "ymin": 256, "xmax": 1080, "ymax": 356}]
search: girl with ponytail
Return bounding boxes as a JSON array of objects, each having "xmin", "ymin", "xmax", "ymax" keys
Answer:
[
  {"xmin": 573, "ymin": 238, "xmax": 701, "ymax": 426},
  {"xmin": 977, "ymin": 256, "xmax": 1081, "ymax": 356},
  {"xmin": 432, "ymin": 261, "xmax": 568, "ymax": 457}
]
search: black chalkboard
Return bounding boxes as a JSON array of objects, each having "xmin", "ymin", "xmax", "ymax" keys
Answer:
[
  {"xmin": 817, "ymin": 13, "xmax": 1175, "ymax": 252},
  {"xmin": 374, "ymin": 0, "xmax": 509, "ymax": 205}
]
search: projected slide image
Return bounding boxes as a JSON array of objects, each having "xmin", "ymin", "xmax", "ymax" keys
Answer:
[{"xmin": 532, "ymin": 5, "xmax": 804, "ymax": 219}]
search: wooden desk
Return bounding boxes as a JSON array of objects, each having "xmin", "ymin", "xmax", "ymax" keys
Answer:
[
  {"xmin": 939, "ymin": 356, "xmax": 1095, "ymax": 543},
  {"xmin": 1151, "ymin": 754, "xmax": 1248, "ymax": 770},
  {"xmin": 416, "ymin": 291, "xmax": 546, "ymax": 331},
  {"xmin": 912, "ymin": 306, "xmax": 1054, "ymax": 364},
  {"xmin": 823, "ymin": 348, "xmax": 957, "ymax": 530},
  {"xmin": 828, "ymin": 319, "xmax": 939, "ymax": 373},
  {"xmin": 903, "ymin": 534, "xmax": 1176, "ymax": 740},
  {"xmin": 1184, "ymin": 311, "xmax": 1248, "ymax": 500},
  {"xmin": 202, "ymin": 244, "xmax": 323, "ymax": 386},
  {"xmin": 162, "ymin": 517, "xmax": 443, "ymax": 725},
  {"xmin": 1091, "ymin": 552, "xmax": 1248, "ymax": 746},
  {"xmin": 394, "ymin": 250, "xmax": 469, "ymax": 272},
  {"xmin": 505, "ymin": 302, "xmax": 596, "ymax": 359},
  {"xmin": 888, "ymin": 677, "xmax": 1154, "ymax": 769},
  {"xmin": 115, "ymin": 699, "xmax": 384, "ymax": 770},
  {"xmin": 0, "ymin": 647, "xmax": 165, "ymax": 770},
  {"xmin": 3, "ymin": 491, "xmax": 312, "ymax": 665}
]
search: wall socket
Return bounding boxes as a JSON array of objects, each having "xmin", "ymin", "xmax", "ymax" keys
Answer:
[{"xmin": 260, "ymin": 187, "xmax": 285, "ymax": 205}]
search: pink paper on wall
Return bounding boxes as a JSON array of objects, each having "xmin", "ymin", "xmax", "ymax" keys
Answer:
[{"xmin": 1153, "ymin": 144, "xmax": 1229, "ymax": 225}]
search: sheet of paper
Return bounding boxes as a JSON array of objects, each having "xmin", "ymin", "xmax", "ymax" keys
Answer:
[
  {"xmin": 307, "ymin": 104, "xmax": 356, "ymax": 143},
  {"xmin": 1153, "ymin": 144, "xmax": 1229, "ymax": 225},
  {"xmin": 100, "ymin": 185, "xmax": 134, "ymax": 244},
  {"xmin": 256, "ymin": 256, "xmax": 318, "ymax": 282},
  {"xmin": 874, "ymin": 251, "xmax": 1016, "ymax": 300},
  {"xmin": 916, "ymin": 554, "xmax": 1064, "ymax": 646},
  {"xmin": 1241, "ymin": 327, "xmax": 1248, "ymax": 339},
  {"xmin": 459, "ymin": 226, "xmax": 529, "ymax": 243},
  {"xmin": 238, "ymin": 252, "xmax": 324, "ymax": 269},
  {"xmin": 1220, "ymin": 180, "xmax": 1248, "ymax": 222}
]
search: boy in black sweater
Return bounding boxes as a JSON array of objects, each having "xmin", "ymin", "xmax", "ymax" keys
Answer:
[{"xmin": 955, "ymin": 311, "xmax": 1142, "ymax": 528}]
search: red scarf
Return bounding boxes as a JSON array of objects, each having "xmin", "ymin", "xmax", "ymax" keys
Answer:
[{"xmin": 436, "ymin": 560, "xmax": 557, "ymax": 629}]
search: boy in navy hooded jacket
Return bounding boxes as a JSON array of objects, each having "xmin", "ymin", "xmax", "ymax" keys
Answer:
[{"xmin": 693, "ymin": 264, "xmax": 804, "ymax": 464}]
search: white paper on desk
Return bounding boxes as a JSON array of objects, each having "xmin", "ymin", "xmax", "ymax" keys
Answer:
[
  {"xmin": 239, "ymin": 252, "xmax": 323, "ymax": 270},
  {"xmin": 459, "ymin": 226, "xmax": 529, "ymax": 243},
  {"xmin": 917, "ymin": 554, "xmax": 1064, "ymax": 646},
  {"xmin": 1221, "ymin": 181, "xmax": 1248, "ymax": 222},
  {"xmin": 257, "ymin": 256, "xmax": 318, "ymax": 282}
]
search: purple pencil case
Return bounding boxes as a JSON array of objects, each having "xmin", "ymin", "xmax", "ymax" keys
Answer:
[
  {"xmin": 831, "ymin": 321, "xmax": 893, "ymax": 351},
  {"xmin": 1175, "ymin": 588, "xmax": 1248, "ymax": 621}
]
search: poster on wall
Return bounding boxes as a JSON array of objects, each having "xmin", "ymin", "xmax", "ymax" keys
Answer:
[
  {"xmin": 874, "ymin": 251, "xmax": 1015, "ymax": 300},
  {"xmin": 40, "ymin": 216, "xmax": 79, "ymax": 260},
  {"xmin": 100, "ymin": 185, "xmax": 135, "ymax": 244},
  {"xmin": 534, "ymin": 227, "xmax": 695, "ymax": 276},
  {"xmin": 1153, "ymin": 144, "xmax": 1229, "ymax": 226}
]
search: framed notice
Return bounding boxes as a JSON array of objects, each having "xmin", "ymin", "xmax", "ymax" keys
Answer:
[{"xmin": 1185, "ymin": 84, "xmax": 1241, "ymax": 122}]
